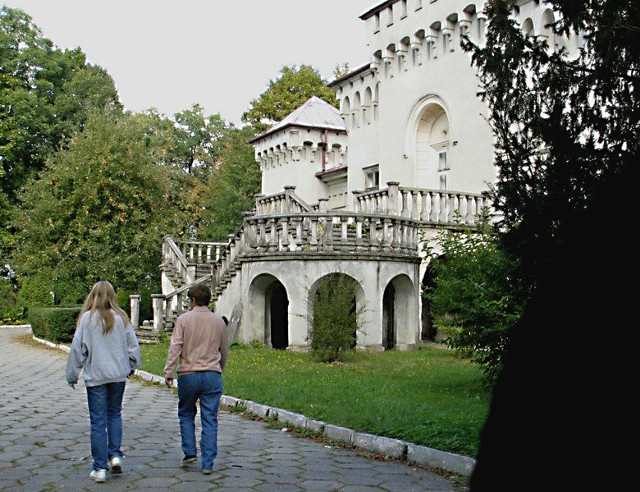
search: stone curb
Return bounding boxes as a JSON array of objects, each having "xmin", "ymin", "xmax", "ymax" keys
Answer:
[{"xmin": 10, "ymin": 324, "xmax": 476, "ymax": 478}]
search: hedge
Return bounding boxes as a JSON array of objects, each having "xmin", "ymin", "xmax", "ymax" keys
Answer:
[{"xmin": 29, "ymin": 305, "xmax": 82, "ymax": 343}]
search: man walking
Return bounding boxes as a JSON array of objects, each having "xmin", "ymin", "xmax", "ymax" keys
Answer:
[{"xmin": 164, "ymin": 283, "xmax": 229, "ymax": 475}]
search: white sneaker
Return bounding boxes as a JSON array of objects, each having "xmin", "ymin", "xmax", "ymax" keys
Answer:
[
  {"xmin": 90, "ymin": 469, "xmax": 107, "ymax": 482},
  {"xmin": 109, "ymin": 456, "xmax": 123, "ymax": 474}
]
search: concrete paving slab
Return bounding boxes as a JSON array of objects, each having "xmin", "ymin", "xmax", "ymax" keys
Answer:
[{"xmin": 0, "ymin": 325, "xmax": 467, "ymax": 491}]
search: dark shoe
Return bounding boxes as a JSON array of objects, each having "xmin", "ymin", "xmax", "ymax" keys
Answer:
[
  {"xmin": 202, "ymin": 468, "xmax": 212, "ymax": 475},
  {"xmin": 181, "ymin": 455, "xmax": 197, "ymax": 467}
]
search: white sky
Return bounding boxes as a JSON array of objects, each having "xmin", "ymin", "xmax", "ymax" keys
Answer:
[{"xmin": 3, "ymin": 0, "xmax": 376, "ymax": 125}]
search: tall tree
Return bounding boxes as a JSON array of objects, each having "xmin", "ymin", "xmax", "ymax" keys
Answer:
[
  {"xmin": 466, "ymin": 1, "xmax": 638, "ymax": 489},
  {"xmin": 13, "ymin": 110, "xmax": 188, "ymax": 305},
  {"xmin": 241, "ymin": 65, "xmax": 338, "ymax": 133},
  {"xmin": 463, "ymin": 0, "xmax": 639, "ymax": 299},
  {"xmin": 1, "ymin": 6, "xmax": 121, "ymax": 277},
  {"xmin": 172, "ymin": 104, "xmax": 227, "ymax": 176},
  {"xmin": 0, "ymin": 7, "xmax": 121, "ymax": 202},
  {"xmin": 198, "ymin": 125, "xmax": 261, "ymax": 241}
]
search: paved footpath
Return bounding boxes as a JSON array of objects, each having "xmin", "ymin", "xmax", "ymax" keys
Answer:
[{"xmin": 0, "ymin": 325, "xmax": 465, "ymax": 491}]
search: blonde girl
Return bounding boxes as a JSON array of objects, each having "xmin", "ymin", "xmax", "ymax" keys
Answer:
[{"xmin": 66, "ymin": 281, "xmax": 141, "ymax": 483}]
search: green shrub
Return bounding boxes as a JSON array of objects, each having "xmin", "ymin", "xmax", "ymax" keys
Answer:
[
  {"xmin": 423, "ymin": 220, "xmax": 522, "ymax": 382},
  {"xmin": 308, "ymin": 273, "xmax": 365, "ymax": 363},
  {"xmin": 29, "ymin": 305, "xmax": 82, "ymax": 343},
  {"xmin": 17, "ymin": 271, "xmax": 56, "ymax": 308},
  {"xmin": 51, "ymin": 281, "xmax": 87, "ymax": 305},
  {"xmin": 0, "ymin": 279, "xmax": 26, "ymax": 324}
]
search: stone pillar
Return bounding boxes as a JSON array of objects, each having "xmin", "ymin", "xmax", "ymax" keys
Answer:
[
  {"xmin": 129, "ymin": 295, "xmax": 141, "ymax": 329},
  {"xmin": 151, "ymin": 294, "xmax": 165, "ymax": 332},
  {"xmin": 387, "ymin": 181, "xmax": 400, "ymax": 216}
]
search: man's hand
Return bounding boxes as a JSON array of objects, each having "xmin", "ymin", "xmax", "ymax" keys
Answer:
[{"xmin": 165, "ymin": 377, "xmax": 173, "ymax": 388}]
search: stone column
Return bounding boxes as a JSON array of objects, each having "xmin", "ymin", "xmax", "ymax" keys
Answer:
[
  {"xmin": 129, "ymin": 295, "xmax": 141, "ymax": 329},
  {"xmin": 151, "ymin": 294, "xmax": 165, "ymax": 332}
]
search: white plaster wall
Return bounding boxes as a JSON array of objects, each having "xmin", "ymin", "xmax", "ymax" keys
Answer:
[
  {"xmin": 344, "ymin": 0, "xmax": 497, "ymax": 198},
  {"xmin": 215, "ymin": 256, "xmax": 420, "ymax": 350},
  {"xmin": 261, "ymin": 156, "xmax": 327, "ymax": 203},
  {"xmin": 257, "ymin": 127, "xmax": 348, "ymax": 205}
]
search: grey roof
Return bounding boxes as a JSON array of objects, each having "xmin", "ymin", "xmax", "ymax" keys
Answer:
[{"xmin": 250, "ymin": 96, "xmax": 346, "ymax": 142}]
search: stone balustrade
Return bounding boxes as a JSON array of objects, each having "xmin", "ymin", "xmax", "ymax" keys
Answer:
[
  {"xmin": 242, "ymin": 212, "xmax": 420, "ymax": 257},
  {"xmin": 161, "ymin": 235, "xmax": 193, "ymax": 286},
  {"xmin": 355, "ymin": 182, "xmax": 491, "ymax": 227},
  {"xmin": 180, "ymin": 240, "xmax": 227, "ymax": 264},
  {"xmin": 254, "ymin": 185, "xmax": 314, "ymax": 215}
]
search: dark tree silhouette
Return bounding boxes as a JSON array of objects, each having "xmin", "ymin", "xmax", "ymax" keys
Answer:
[{"xmin": 468, "ymin": 1, "xmax": 638, "ymax": 488}]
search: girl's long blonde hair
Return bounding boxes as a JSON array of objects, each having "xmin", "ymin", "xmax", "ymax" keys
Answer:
[{"xmin": 78, "ymin": 281, "xmax": 131, "ymax": 334}]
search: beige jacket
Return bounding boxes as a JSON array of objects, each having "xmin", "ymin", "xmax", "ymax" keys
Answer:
[{"xmin": 163, "ymin": 305, "xmax": 228, "ymax": 377}]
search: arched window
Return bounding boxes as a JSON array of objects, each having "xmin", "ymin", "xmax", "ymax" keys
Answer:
[
  {"xmin": 363, "ymin": 87, "xmax": 373, "ymax": 125},
  {"xmin": 411, "ymin": 100, "xmax": 451, "ymax": 190},
  {"xmin": 353, "ymin": 92, "xmax": 362, "ymax": 129},
  {"xmin": 341, "ymin": 97, "xmax": 352, "ymax": 131}
]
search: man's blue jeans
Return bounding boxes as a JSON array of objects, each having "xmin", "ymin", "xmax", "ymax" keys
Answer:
[
  {"xmin": 86, "ymin": 382, "xmax": 126, "ymax": 471},
  {"xmin": 177, "ymin": 371, "xmax": 223, "ymax": 469}
]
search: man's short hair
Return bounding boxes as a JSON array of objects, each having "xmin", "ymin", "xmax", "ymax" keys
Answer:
[{"xmin": 187, "ymin": 283, "xmax": 211, "ymax": 306}]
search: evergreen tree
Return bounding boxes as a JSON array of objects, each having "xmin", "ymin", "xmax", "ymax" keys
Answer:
[
  {"xmin": 468, "ymin": 3, "xmax": 638, "ymax": 488},
  {"xmin": 463, "ymin": 0, "xmax": 639, "ymax": 299}
]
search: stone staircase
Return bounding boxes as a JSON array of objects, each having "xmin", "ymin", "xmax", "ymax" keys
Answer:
[{"xmin": 142, "ymin": 185, "xmax": 490, "ymax": 340}]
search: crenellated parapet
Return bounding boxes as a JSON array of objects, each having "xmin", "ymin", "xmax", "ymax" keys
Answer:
[{"xmin": 331, "ymin": 0, "xmax": 582, "ymax": 131}]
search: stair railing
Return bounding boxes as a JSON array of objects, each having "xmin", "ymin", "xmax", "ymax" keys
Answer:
[{"xmin": 150, "ymin": 273, "xmax": 214, "ymax": 332}]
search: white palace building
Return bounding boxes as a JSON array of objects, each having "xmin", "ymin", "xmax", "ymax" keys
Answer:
[{"xmin": 148, "ymin": 0, "xmax": 578, "ymax": 350}]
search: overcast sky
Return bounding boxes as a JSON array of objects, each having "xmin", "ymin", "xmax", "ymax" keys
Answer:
[{"xmin": 3, "ymin": 0, "xmax": 375, "ymax": 125}]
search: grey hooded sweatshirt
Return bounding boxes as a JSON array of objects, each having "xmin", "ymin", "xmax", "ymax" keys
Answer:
[{"xmin": 66, "ymin": 310, "xmax": 141, "ymax": 387}]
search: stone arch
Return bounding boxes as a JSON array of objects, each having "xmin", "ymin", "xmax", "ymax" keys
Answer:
[
  {"xmin": 353, "ymin": 92, "xmax": 362, "ymax": 129},
  {"xmin": 385, "ymin": 43, "xmax": 396, "ymax": 77},
  {"xmin": 341, "ymin": 96, "xmax": 352, "ymax": 131},
  {"xmin": 405, "ymin": 95, "xmax": 451, "ymax": 189},
  {"xmin": 382, "ymin": 282, "xmax": 396, "ymax": 349},
  {"xmin": 307, "ymin": 272, "xmax": 366, "ymax": 349},
  {"xmin": 384, "ymin": 273, "xmax": 417, "ymax": 350},
  {"xmin": 412, "ymin": 29, "xmax": 425, "ymax": 66},
  {"xmin": 540, "ymin": 8, "xmax": 556, "ymax": 52},
  {"xmin": 420, "ymin": 259, "xmax": 440, "ymax": 341},
  {"xmin": 247, "ymin": 273, "xmax": 289, "ymax": 348},
  {"xmin": 399, "ymin": 36, "xmax": 411, "ymax": 72},
  {"xmin": 373, "ymin": 83, "xmax": 380, "ymax": 121},
  {"xmin": 363, "ymin": 86, "xmax": 373, "ymax": 125},
  {"xmin": 267, "ymin": 280, "xmax": 289, "ymax": 349}
]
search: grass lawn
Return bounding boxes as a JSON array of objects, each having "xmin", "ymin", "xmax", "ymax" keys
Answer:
[{"xmin": 141, "ymin": 341, "xmax": 491, "ymax": 459}]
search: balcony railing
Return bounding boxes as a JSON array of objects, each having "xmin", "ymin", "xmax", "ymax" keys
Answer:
[{"xmin": 354, "ymin": 182, "xmax": 491, "ymax": 227}]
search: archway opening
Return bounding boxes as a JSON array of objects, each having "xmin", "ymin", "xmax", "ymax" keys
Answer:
[
  {"xmin": 267, "ymin": 281, "xmax": 289, "ymax": 349},
  {"xmin": 382, "ymin": 283, "xmax": 396, "ymax": 349},
  {"xmin": 415, "ymin": 101, "xmax": 450, "ymax": 189},
  {"xmin": 309, "ymin": 273, "xmax": 359, "ymax": 356},
  {"xmin": 421, "ymin": 258, "xmax": 442, "ymax": 341}
]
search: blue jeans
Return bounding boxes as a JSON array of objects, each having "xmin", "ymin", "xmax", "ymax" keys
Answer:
[
  {"xmin": 177, "ymin": 371, "xmax": 223, "ymax": 469},
  {"xmin": 86, "ymin": 382, "xmax": 126, "ymax": 471}
]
